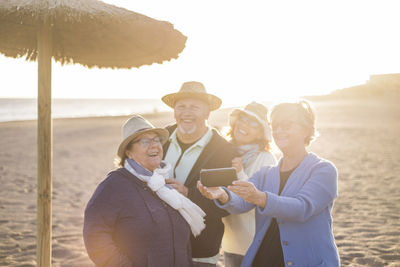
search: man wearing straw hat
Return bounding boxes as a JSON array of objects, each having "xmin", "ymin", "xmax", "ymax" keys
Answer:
[{"xmin": 162, "ymin": 81, "xmax": 237, "ymax": 266}]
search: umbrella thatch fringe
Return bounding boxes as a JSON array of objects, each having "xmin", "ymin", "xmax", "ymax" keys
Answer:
[
  {"xmin": 0, "ymin": 0, "xmax": 187, "ymax": 68},
  {"xmin": 1, "ymin": 0, "xmax": 161, "ymax": 23}
]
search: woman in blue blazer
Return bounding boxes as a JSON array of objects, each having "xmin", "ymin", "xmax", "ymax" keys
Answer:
[{"xmin": 198, "ymin": 100, "xmax": 340, "ymax": 267}]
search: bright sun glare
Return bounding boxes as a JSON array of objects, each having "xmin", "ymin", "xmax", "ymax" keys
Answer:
[{"xmin": 1, "ymin": 0, "xmax": 400, "ymax": 107}]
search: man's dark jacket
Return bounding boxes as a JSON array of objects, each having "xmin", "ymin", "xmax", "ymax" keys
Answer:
[{"xmin": 163, "ymin": 124, "xmax": 238, "ymax": 258}]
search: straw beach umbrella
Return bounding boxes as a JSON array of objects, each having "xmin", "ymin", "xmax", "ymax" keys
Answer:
[{"xmin": 0, "ymin": 0, "xmax": 186, "ymax": 266}]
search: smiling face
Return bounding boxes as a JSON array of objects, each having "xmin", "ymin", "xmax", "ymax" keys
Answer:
[
  {"xmin": 271, "ymin": 120, "xmax": 309, "ymax": 152},
  {"xmin": 233, "ymin": 114, "xmax": 263, "ymax": 145},
  {"xmin": 270, "ymin": 102, "xmax": 314, "ymax": 153},
  {"xmin": 174, "ymin": 98, "xmax": 210, "ymax": 137},
  {"xmin": 125, "ymin": 132, "xmax": 163, "ymax": 172}
]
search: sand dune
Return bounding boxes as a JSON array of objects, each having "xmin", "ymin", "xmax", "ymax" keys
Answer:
[{"xmin": 0, "ymin": 97, "xmax": 399, "ymax": 266}]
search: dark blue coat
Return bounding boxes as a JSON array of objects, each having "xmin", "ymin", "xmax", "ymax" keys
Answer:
[{"xmin": 83, "ymin": 168, "xmax": 193, "ymax": 267}]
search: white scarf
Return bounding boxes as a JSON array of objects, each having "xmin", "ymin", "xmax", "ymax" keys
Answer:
[
  {"xmin": 237, "ymin": 144, "xmax": 261, "ymax": 170},
  {"xmin": 124, "ymin": 160, "xmax": 206, "ymax": 237}
]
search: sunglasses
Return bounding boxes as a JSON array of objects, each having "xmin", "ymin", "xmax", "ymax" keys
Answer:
[{"xmin": 238, "ymin": 114, "xmax": 260, "ymax": 128}]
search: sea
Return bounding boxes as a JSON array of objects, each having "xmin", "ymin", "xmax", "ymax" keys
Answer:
[{"xmin": 0, "ymin": 98, "xmax": 171, "ymax": 122}]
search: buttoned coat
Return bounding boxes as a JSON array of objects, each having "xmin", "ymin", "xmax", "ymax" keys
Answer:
[
  {"xmin": 163, "ymin": 124, "xmax": 238, "ymax": 258},
  {"xmin": 217, "ymin": 153, "xmax": 340, "ymax": 267},
  {"xmin": 83, "ymin": 168, "xmax": 193, "ymax": 267}
]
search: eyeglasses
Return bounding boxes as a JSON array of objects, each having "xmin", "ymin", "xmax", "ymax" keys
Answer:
[
  {"xmin": 271, "ymin": 121, "xmax": 296, "ymax": 131},
  {"xmin": 133, "ymin": 136, "xmax": 163, "ymax": 147},
  {"xmin": 238, "ymin": 114, "xmax": 260, "ymax": 128}
]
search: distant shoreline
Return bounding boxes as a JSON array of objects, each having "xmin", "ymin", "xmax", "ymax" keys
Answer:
[
  {"xmin": 0, "ymin": 110, "xmax": 172, "ymax": 124},
  {"xmin": 0, "ymin": 98, "xmax": 169, "ymax": 123},
  {"xmin": 1, "ymin": 95, "xmax": 398, "ymax": 123}
]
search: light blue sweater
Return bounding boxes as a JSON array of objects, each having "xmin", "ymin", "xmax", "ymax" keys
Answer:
[{"xmin": 216, "ymin": 152, "xmax": 340, "ymax": 267}]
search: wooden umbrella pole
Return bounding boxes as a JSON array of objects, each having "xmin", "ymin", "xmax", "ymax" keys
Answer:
[{"xmin": 37, "ymin": 17, "xmax": 53, "ymax": 267}]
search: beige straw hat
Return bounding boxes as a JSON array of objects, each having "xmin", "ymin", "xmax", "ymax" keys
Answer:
[
  {"xmin": 162, "ymin": 81, "xmax": 222, "ymax": 111},
  {"xmin": 117, "ymin": 115, "xmax": 169, "ymax": 158}
]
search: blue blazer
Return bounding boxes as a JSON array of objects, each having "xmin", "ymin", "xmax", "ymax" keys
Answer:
[
  {"xmin": 83, "ymin": 168, "xmax": 192, "ymax": 267},
  {"xmin": 217, "ymin": 153, "xmax": 340, "ymax": 267}
]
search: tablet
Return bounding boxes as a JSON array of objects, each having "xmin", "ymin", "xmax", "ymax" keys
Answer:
[{"xmin": 200, "ymin": 167, "xmax": 238, "ymax": 187}]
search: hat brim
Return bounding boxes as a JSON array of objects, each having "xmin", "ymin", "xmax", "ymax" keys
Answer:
[
  {"xmin": 117, "ymin": 128, "xmax": 169, "ymax": 158},
  {"xmin": 162, "ymin": 92, "xmax": 222, "ymax": 111},
  {"xmin": 229, "ymin": 109, "xmax": 272, "ymax": 141}
]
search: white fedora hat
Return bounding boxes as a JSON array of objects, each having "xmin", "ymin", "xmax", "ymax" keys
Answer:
[{"xmin": 229, "ymin": 101, "xmax": 272, "ymax": 141}]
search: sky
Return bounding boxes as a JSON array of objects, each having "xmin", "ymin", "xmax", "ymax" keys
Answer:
[{"xmin": 1, "ymin": 0, "xmax": 400, "ymax": 107}]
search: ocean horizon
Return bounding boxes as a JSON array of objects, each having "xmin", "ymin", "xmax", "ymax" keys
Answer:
[
  {"xmin": 0, "ymin": 98, "xmax": 171, "ymax": 122},
  {"xmin": 0, "ymin": 97, "xmax": 281, "ymax": 123}
]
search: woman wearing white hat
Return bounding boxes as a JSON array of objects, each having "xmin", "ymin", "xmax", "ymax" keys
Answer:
[
  {"xmin": 222, "ymin": 102, "xmax": 276, "ymax": 267},
  {"xmin": 83, "ymin": 115, "xmax": 205, "ymax": 267}
]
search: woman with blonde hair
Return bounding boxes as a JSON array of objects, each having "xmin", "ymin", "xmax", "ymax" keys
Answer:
[
  {"xmin": 222, "ymin": 102, "xmax": 276, "ymax": 267},
  {"xmin": 198, "ymin": 99, "xmax": 339, "ymax": 267}
]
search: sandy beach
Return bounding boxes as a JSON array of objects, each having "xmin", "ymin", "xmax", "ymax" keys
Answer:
[{"xmin": 0, "ymin": 97, "xmax": 399, "ymax": 266}]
